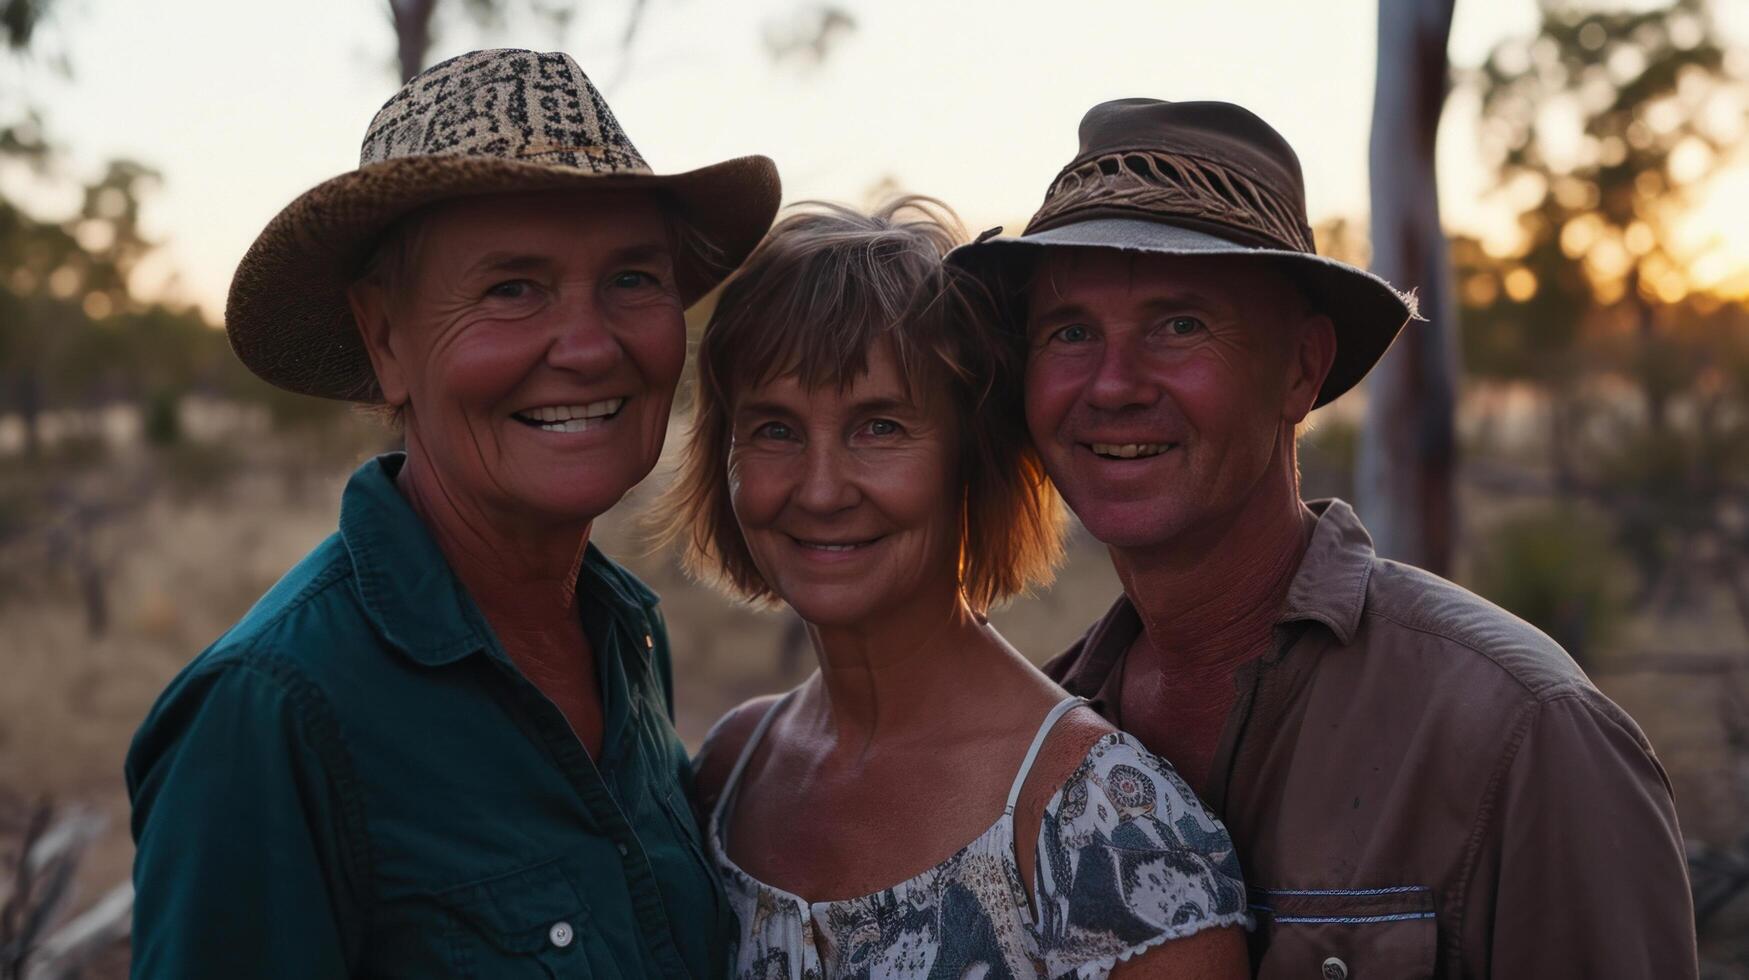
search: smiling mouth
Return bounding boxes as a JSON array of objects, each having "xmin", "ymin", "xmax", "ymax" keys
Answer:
[
  {"xmin": 511, "ymin": 398, "xmax": 626, "ymax": 432},
  {"xmin": 789, "ymin": 535, "xmax": 884, "ymax": 553},
  {"xmin": 1087, "ymin": 442, "xmax": 1176, "ymax": 460}
]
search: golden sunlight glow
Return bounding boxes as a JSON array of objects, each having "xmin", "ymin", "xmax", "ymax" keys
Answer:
[{"xmin": 1505, "ymin": 267, "xmax": 1540, "ymax": 302}]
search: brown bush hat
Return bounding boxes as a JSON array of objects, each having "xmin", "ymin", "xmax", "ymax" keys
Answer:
[
  {"xmin": 948, "ymin": 98, "xmax": 1416, "ymax": 407},
  {"xmin": 226, "ymin": 48, "xmax": 782, "ymax": 402}
]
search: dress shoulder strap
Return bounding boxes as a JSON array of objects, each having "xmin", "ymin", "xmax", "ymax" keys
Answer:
[
  {"xmin": 1004, "ymin": 696, "xmax": 1089, "ymax": 814},
  {"xmin": 711, "ymin": 690, "xmax": 797, "ymax": 832}
]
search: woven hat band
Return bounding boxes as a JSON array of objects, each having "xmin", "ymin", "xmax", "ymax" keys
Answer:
[{"xmin": 1026, "ymin": 148, "xmax": 1315, "ymax": 254}]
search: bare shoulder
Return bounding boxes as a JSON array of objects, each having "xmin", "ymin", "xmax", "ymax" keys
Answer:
[
  {"xmin": 1010, "ymin": 704, "xmax": 1116, "ymax": 897},
  {"xmin": 1014, "ymin": 705, "xmax": 1116, "ymax": 818},
  {"xmin": 692, "ymin": 693, "xmax": 786, "ymax": 817}
]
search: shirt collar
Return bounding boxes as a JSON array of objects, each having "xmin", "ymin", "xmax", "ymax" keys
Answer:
[
  {"xmin": 1281, "ymin": 498, "xmax": 1375, "ymax": 645},
  {"xmin": 1060, "ymin": 497, "xmax": 1377, "ymax": 701},
  {"xmin": 338, "ymin": 453, "xmax": 656, "ymax": 667}
]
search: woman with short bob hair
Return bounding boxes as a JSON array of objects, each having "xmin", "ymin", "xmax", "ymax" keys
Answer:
[{"xmin": 660, "ymin": 197, "xmax": 1251, "ymax": 978}]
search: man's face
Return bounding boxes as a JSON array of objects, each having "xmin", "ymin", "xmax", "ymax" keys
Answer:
[{"xmin": 1023, "ymin": 248, "xmax": 1325, "ymax": 551}]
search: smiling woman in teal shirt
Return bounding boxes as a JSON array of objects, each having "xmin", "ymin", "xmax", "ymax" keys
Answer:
[{"xmin": 124, "ymin": 49, "xmax": 779, "ymax": 978}]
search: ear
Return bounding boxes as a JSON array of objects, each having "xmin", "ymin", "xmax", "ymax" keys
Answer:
[
  {"xmin": 347, "ymin": 280, "xmax": 410, "ymax": 408},
  {"xmin": 1282, "ymin": 313, "xmax": 1336, "ymax": 425}
]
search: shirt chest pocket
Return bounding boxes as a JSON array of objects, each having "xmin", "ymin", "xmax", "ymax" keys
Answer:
[
  {"xmin": 436, "ymin": 860, "xmax": 623, "ymax": 980},
  {"xmin": 1251, "ymin": 887, "xmax": 1437, "ymax": 980}
]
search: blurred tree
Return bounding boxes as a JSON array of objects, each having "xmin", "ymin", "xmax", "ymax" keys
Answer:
[
  {"xmin": 0, "ymin": 0, "xmax": 49, "ymax": 49},
  {"xmin": 1472, "ymin": 0, "xmax": 1745, "ymax": 419},
  {"xmin": 1359, "ymin": 0, "xmax": 1459, "ymax": 575},
  {"xmin": 383, "ymin": 1, "xmax": 854, "ymax": 88},
  {"xmin": 1463, "ymin": 0, "xmax": 1749, "ymax": 626},
  {"xmin": 386, "ymin": 0, "xmax": 607, "ymax": 82},
  {"xmin": 763, "ymin": 3, "xmax": 856, "ymax": 68}
]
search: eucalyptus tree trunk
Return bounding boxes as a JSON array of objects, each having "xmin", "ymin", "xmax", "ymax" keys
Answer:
[
  {"xmin": 1357, "ymin": 0, "xmax": 1460, "ymax": 575},
  {"xmin": 389, "ymin": 0, "xmax": 438, "ymax": 82}
]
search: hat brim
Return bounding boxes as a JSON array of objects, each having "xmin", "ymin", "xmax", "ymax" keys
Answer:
[
  {"xmin": 226, "ymin": 152, "xmax": 781, "ymax": 402},
  {"xmin": 947, "ymin": 217, "xmax": 1417, "ymax": 407}
]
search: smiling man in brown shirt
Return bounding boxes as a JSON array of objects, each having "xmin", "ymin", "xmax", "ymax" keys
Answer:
[{"xmin": 950, "ymin": 99, "xmax": 1696, "ymax": 979}]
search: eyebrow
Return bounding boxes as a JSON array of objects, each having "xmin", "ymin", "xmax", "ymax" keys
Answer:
[
  {"xmin": 465, "ymin": 240, "xmax": 672, "ymax": 277},
  {"xmin": 1029, "ymin": 291, "xmax": 1234, "ymax": 325},
  {"xmin": 734, "ymin": 399, "xmax": 799, "ymax": 419}
]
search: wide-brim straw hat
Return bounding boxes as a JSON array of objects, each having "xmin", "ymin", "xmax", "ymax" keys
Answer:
[
  {"xmin": 227, "ymin": 49, "xmax": 781, "ymax": 402},
  {"xmin": 948, "ymin": 98, "xmax": 1417, "ymax": 407}
]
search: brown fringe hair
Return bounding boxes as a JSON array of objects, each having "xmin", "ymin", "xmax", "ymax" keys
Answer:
[{"xmin": 649, "ymin": 196, "xmax": 1065, "ymax": 614}]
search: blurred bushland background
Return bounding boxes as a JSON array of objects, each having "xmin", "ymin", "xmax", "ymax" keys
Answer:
[{"xmin": 3, "ymin": 0, "xmax": 1749, "ymax": 975}]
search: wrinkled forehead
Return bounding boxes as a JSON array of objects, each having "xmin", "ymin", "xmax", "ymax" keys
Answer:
[
  {"xmin": 1025, "ymin": 246, "xmax": 1300, "ymax": 319},
  {"xmin": 393, "ymin": 188, "xmax": 674, "ymax": 276}
]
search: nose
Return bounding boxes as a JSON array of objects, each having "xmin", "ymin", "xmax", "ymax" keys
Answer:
[
  {"xmin": 1086, "ymin": 332, "xmax": 1159, "ymax": 412},
  {"xmin": 545, "ymin": 296, "xmax": 624, "ymax": 378},
  {"xmin": 793, "ymin": 440, "xmax": 860, "ymax": 516}
]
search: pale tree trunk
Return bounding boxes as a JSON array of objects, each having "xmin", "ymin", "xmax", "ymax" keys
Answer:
[
  {"xmin": 389, "ymin": 0, "xmax": 438, "ymax": 83},
  {"xmin": 1357, "ymin": 0, "xmax": 1460, "ymax": 575}
]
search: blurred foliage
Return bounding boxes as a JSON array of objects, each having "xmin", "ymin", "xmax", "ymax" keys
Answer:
[
  {"xmin": 0, "ymin": 126, "xmax": 352, "ymax": 455},
  {"xmin": 1298, "ymin": 417, "xmax": 1359, "ymax": 504},
  {"xmin": 1457, "ymin": 0, "xmax": 1749, "ymax": 640},
  {"xmin": 385, "ymin": 0, "xmax": 632, "ymax": 84},
  {"xmin": 1470, "ymin": 0, "xmax": 1745, "ymax": 317},
  {"xmin": 763, "ymin": 4, "xmax": 856, "ymax": 68},
  {"xmin": 1470, "ymin": 506, "xmax": 1627, "ymax": 668}
]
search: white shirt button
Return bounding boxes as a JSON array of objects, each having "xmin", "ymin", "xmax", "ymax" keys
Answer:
[
  {"xmin": 1321, "ymin": 956, "xmax": 1348, "ymax": 980},
  {"xmin": 548, "ymin": 921, "xmax": 574, "ymax": 949},
  {"xmin": 616, "ymin": 841, "xmax": 629, "ymax": 856}
]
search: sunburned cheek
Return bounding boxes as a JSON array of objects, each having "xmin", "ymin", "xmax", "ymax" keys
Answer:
[
  {"xmin": 1023, "ymin": 366, "xmax": 1083, "ymax": 442},
  {"xmin": 437, "ymin": 332, "xmax": 548, "ymax": 404}
]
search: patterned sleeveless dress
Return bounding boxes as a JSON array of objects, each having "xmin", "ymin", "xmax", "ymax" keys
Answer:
[{"xmin": 711, "ymin": 696, "xmax": 1251, "ymax": 980}]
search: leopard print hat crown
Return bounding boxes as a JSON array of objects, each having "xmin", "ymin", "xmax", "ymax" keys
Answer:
[
  {"xmin": 226, "ymin": 49, "xmax": 781, "ymax": 402},
  {"xmin": 948, "ymin": 98, "xmax": 1417, "ymax": 408}
]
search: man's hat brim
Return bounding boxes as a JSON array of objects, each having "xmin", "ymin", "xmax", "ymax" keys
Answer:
[
  {"xmin": 226, "ymin": 152, "xmax": 780, "ymax": 402},
  {"xmin": 948, "ymin": 217, "xmax": 1418, "ymax": 407}
]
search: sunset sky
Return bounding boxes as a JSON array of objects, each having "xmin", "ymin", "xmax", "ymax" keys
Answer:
[{"xmin": 4, "ymin": 0, "xmax": 1748, "ymax": 318}]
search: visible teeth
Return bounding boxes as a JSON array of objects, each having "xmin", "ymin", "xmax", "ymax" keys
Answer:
[
  {"xmin": 516, "ymin": 398, "xmax": 626, "ymax": 428},
  {"xmin": 1090, "ymin": 442, "xmax": 1170, "ymax": 459},
  {"xmin": 800, "ymin": 540, "xmax": 864, "ymax": 552}
]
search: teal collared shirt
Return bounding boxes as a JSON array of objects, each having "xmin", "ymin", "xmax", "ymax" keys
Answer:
[{"xmin": 126, "ymin": 454, "xmax": 729, "ymax": 979}]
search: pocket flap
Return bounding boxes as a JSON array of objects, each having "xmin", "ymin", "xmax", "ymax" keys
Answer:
[
  {"xmin": 1252, "ymin": 884, "xmax": 1435, "ymax": 921},
  {"xmin": 1252, "ymin": 886, "xmax": 1437, "ymax": 980},
  {"xmin": 436, "ymin": 859, "xmax": 589, "ymax": 954}
]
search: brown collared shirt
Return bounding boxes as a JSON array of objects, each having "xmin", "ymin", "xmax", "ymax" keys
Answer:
[{"xmin": 1046, "ymin": 499, "xmax": 1697, "ymax": 979}]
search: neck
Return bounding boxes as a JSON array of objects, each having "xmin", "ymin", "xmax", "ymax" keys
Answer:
[
  {"xmin": 1113, "ymin": 441, "xmax": 1314, "ymax": 681},
  {"xmin": 804, "ymin": 577, "xmax": 1013, "ymax": 752},
  {"xmin": 394, "ymin": 444, "xmax": 592, "ymax": 640}
]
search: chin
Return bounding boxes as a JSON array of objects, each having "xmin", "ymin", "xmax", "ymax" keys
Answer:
[
  {"xmin": 508, "ymin": 470, "xmax": 639, "ymax": 525},
  {"xmin": 775, "ymin": 589, "xmax": 882, "ymax": 630},
  {"xmin": 1072, "ymin": 500, "xmax": 1191, "ymax": 551}
]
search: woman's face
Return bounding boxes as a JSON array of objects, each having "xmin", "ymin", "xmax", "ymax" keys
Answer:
[
  {"xmin": 728, "ymin": 342, "xmax": 964, "ymax": 629},
  {"xmin": 352, "ymin": 189, "xmax": 686, "ymax": 529}
]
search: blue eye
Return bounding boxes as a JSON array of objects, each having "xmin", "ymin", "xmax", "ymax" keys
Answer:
[
  {"xmin": 1167, "ymin": 316, "xmax": 1204, "ymax": 336},
  {"xmin": 755, "ymin": 421, "xmax": 794, "ymax": 440},
  {"xmin": 866, "ymin": 419, "xmax": 900, "ymax": 437},
  {"xmin": 1054, "ymin": 324, "xmax": 1092, "ymax": 343}
]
